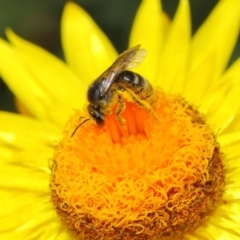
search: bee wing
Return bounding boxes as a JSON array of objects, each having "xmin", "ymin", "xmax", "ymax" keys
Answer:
[
  {"xmin": 125, "ymin": 48, "xmax": 147, "ymax": 69},
  {"xmin": 99, "ymin": 71, "xmax": 116, "ymax": 96},
  {"xmin": 99, "ymin": 45, "xmax": 146, "ymax": 96}
]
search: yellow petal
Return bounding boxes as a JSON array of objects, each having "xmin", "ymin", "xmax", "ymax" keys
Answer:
[
  {"xmin": 185, "ymin": 203, "xmax": 240, "ymax": 239},
  {"xmin": 201, "ymin": 59, "xmax": 240, "ymax": 133},
  {"xmin": 225, "ymin": 157, "xmax": 240, "ymax": 189},
  {"xmin": 0, "ymin": 111, "xmax": 60, "ymax": 151},
  {"xmin": 218, "ymin": 134, "xmax": 239, "ymax": 193},
  {"xmin": 211, "ymin": 81, "xmax": 240, "ymax": 133},
  {"xmin": 0, "ymin": 190, "xmax": 70, "ymax": 239},
  {"xmin": 161, "ymin": 12, "xmax": 171, "ymax": 41},
  {"xmin": 0, "ymin": 39, "xmax": 43, "ymax": 121},
  {"xmin": 216, "ymin": 61, "xmax": 240, "ymax": 134},
  {"xmin": 157, "ymin": 0, "xmax": 191, "ymax": 93},
  {"xmin": 219, "ymin": 131, "xmax": 240, "ymax": 158},
  {"xmin": 184, "ymin": 0, "xmax": 240, "ymax": 102},
  {"xmin": 129, "ymin": 0, "xmax": 164, "ymax": 82},
  {"xmin": 220, "ymin": 132, "xmax": 240, "ymax": 190},
  {"xmin": 61, "ymin": 2, "xmax": 117, "ymax": 85},
  {"xmin": 208, "ymin": 204, "xmax": 240, "ymax": 236},
  {"xmin": 0, "ymin": 112, "xmax": 70, "ymax": 239},
  {"xmin": 224, "ymin": 187, "xmax": 240, "ymax": 201},
  {"xmin": 201, "ymin": 58, "xmax": 240, "ymax": 111},
  {"xmin": 1, "ymin": 160, "xmax": 49, "ymax": 199},
  {"xmin": 224, "ymin": 112, "xmax": 240, "ymax": 134},
  {"xmin": 1, "ymin": 31, "xmax": 85, "ymax": 127}
]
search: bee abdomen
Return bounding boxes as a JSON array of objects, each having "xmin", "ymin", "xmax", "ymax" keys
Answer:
[{"xmin": 116, "ymin": 70, "xmax": 153, "ymax": 100}]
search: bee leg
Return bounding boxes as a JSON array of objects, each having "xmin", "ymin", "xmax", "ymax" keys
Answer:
[
  {"xmin": 125, "ymin": 90, "xmax": 161, "ymax": 122},
  {"xmin": 115, "ymin": 95, "xmax": 126, "ymax": 124}
]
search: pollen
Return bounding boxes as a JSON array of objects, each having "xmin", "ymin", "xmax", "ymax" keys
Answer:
[{"xmin": 50, "ymin": 88, "xmax": 225, "ymax": 240}]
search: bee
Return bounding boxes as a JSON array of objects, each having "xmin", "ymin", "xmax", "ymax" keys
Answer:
[{"xmin": 71, "ymin": 45, "xmax": 156, "ymax": 137}]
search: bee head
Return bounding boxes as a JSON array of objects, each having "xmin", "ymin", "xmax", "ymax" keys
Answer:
[{"xmin": 87, "ymin": 104, "xmax": 104, "ymax": 125}]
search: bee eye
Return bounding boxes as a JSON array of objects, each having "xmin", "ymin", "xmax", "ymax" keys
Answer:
[{"xmin": 87, "ymin": 82, "xmax": 102, "ymax": 104}]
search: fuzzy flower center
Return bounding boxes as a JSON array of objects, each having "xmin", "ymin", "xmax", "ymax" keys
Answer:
[{"xmin": 50, "ymin": 88, "xmax": 225, "ymax": 240}]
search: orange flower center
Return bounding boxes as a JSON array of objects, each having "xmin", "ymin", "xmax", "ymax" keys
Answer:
[{"xmin": 50, "ymin": 88, "xmax": 225, "ymax": 240}]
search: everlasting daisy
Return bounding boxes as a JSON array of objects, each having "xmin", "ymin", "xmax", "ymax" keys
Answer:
[{"xmin": 0, "ymin": 0, "xmax": 240, "ymax": 239}]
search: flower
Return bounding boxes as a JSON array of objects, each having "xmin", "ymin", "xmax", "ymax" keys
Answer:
[{"xmin": 0, "ymin": 0, "xmax": 240, "ymax": 239}]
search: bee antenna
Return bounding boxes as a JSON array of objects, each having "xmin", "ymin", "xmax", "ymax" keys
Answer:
[{"xmin": 71, "ymin": 118, "xmax": 90, "ymax": 137}]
